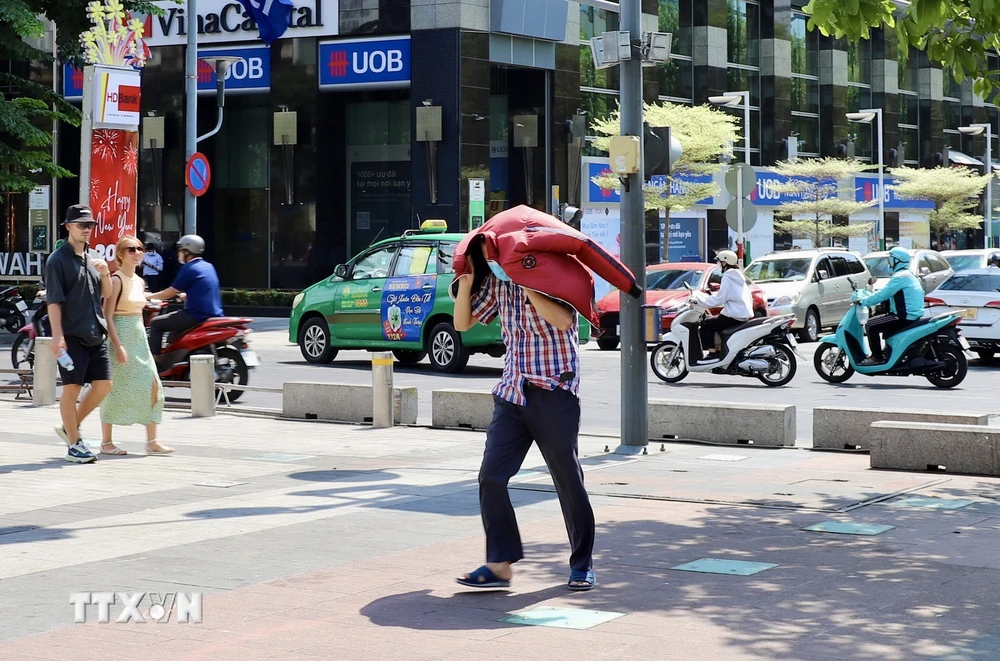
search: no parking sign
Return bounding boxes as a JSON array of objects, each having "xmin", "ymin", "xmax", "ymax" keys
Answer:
[{"xmin": 186, "ymin": 153, "xmax": 211, "ymax": 197}]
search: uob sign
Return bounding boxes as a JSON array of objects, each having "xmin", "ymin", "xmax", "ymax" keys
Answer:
[{"xmin": 319, "ymin": 36, "xmax": 411, "ymax": 90}]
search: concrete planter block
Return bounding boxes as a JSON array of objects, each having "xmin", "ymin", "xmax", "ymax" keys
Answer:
[
  {"xmin": 813, "ymin": 407, "xmax": 992, "ymax": 451},
  {"xmin": 870, "ymin": 421, "xmax": 1000, "ymax": 476},
  {"xmin": 431, "ymin": 389, "xmax": 496, "ymax": 430},
  {"xmin": 282, "ymin": 382, "xmax": 417, "ymax": 425},
  {"xmin": 649, "ymin": 399, "xmax": 795, "ymax": 447}
]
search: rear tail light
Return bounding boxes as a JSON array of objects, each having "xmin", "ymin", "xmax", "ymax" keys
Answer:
[
  {"xmin": 985, "ymin": 301, "xmax": 1000, "ymax": 309},
  {"xmin": 925, "ymin": 297, "xmax": 946, "ymax": 307}
]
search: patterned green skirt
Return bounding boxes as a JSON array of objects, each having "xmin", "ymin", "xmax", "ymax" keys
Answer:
[{"xmin": 100, "ymin": 315, "xmax": 164, "ymax": 426}]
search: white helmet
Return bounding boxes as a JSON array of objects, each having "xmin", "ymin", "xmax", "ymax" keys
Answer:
[{"xmin": 716, "ymin": 250, "xmax": 739, "ymax": 267}]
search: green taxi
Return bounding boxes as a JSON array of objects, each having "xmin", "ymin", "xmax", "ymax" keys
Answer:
[{"xmin": 289, "ymin": 220, "xmax": 589, "ymax": 372}]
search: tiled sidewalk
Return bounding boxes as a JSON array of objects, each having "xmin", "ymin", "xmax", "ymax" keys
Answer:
[{"xmin": 2, "ymin": 400, "xmax": 1000, "ymax": 660}]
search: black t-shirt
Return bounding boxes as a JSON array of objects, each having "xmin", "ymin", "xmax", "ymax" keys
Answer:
[{"xmin": 44, "ymin": 243, "xmax": 107, "ymax": 344}]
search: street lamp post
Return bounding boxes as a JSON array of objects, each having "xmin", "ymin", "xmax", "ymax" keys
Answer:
[
  {"xmin": 710, "ymin": 91, "xmax": 750, "ymax": 260},
  {"xmin": 846, "ymin": 109, "xmax": 884, "ymax": 251},
  {"xmin": 184, "ymin": 0, "xmax": 198, "ymax": 236},
  {"xmin": 959, "ymin": 123, "xmax": 994, "ymax": 248}
]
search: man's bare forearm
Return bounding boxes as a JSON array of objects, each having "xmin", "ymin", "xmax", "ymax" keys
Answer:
[
  {"xmin": 523, "ymin": 288, "xmax": 575, "ymax": 331},
  {"xmin": 453, "ymin": 276, "xmax": 475, "ymax": 332},
  {"xmin": 48, "ymin": 304, "xmax": 63, "ymax": 341}
]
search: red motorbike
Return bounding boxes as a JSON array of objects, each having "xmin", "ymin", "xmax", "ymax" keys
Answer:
[{"xmin": 146, "ymin": 301, "xmax": 258, "ymax": 402}]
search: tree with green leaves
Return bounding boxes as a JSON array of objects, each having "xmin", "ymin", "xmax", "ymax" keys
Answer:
[
  {"xmin": 769, "ymin": 158, "xmax": 876, "ymax": 248},
  {"xmin": 0, "ymin": 0, "xmax": 160, "ymax": 197},
  {"xmin": 888, "ymin": 166, "xmax": 993, "ymax": 249},
  {"xmin": 589, "ymin": 101, "xmax": 740, "ymax": 214},
  {"xmin": 803, "ymin": 0, "xmax": 1000, "ymax": 104}
]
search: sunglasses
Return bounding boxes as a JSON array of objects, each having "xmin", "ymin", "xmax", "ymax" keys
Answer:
[
  {"xmin": 125, "ymin": 246, "xmax": 145, "ymax": 254},
  {"xmin": 68, "ymin": 221, "xmax": 97, "ymax": 230}
]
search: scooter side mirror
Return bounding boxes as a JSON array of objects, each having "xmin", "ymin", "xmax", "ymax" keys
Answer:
[{"xmin": 868, "ymin": 277, "xmax": 877, "ymax": 286}]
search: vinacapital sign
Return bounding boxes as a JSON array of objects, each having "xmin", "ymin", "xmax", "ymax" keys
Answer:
[{"xmin": 138, "ymin": 0, "xmax": 337, "ymax": 46}]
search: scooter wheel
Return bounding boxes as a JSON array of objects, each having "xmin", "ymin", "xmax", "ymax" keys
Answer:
[
  {"xmin": 925, "ymin": 343, "xmax": 967, "ymax": 389},
  {"xmin": 756, "ymin": 343, "xmax": 797, "ymax": 387},
  {"xmin": 650, "ymin": 341, "xmax": 688, "ymax": 383},
  {"xmin": 814, "ymin": 344, "xmax": 854, "ymax": 383}
]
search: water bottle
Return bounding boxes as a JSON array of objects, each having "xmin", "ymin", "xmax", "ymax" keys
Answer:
[{"xmin": 57, "ymin": 349, "xmax": 75, "ymax": 371}]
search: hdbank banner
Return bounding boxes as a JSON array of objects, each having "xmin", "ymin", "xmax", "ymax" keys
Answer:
[
  {"xmin": 855, "ymin": 175, "xmax": 935, "ymax": 210},
  {"xmin": 198, "ymin": 46, "xmax": 270, "ymax": 94},
  {"xmin": 318, "ymin": 36, "xmax": 411, "ymax": 90},
  {"xmin": 93, "ymin": 66, "xmax": 141, "ymax": 129}
]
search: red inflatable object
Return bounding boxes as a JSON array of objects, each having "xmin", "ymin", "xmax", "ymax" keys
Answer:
[{"xmin": 451, "ymin": 205, "xmax": 642, "ymax": 325}]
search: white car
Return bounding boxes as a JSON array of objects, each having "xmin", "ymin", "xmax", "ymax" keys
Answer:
[
  {"xmin": 864, "ymin": 249, "xmax": 953, "ymax": 294},
  {"xmin": 941, "ymin": 249, "xmax": 1000, "ymax": 273},
  {"xmin": 925, "ymin": 268, "xmax": 1000, "ymax": 360}
]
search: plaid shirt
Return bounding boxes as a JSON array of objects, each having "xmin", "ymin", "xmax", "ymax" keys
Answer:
[{"xmin": 472, "ymin": 276, "xmax": 580, "ymax": 406}]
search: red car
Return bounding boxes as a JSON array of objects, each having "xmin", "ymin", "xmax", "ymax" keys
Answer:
[{"xmin": 594, "ymin": 262, "xmax": 769, "ymax": 350}]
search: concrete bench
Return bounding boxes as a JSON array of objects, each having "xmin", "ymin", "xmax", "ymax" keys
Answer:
[
  {"xmin": 432, "ymin": 389, "xmax": 495, "ymax": 430},
  {"xmin": 282, "ymin": 382, "xmax": 417, "ymax": 425},
  {"xmin": 813, "ymin": 407, "xmax": 992, "ymax": 451},
  {"xmin": 649, "ymin": 399, "xmax": 795, "ymax": 447},
  {"xmin": 870, "ymin": 421, "xmax": 1000, "ymax": 476}
]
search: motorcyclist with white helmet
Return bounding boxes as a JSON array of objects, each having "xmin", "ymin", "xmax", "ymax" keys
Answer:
[
  {"xmin": 851, "ymin": 246, "xmax": 925, "ymax": 366},
  {"xmin": 697, "ymin": 250, "xmax": 754, "ymax": 361},
  {"xmin": 146, "ymin": 234, "xmax": 223, "ymax": 361}
]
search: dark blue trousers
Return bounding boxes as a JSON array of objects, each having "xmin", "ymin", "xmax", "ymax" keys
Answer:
[{"xmin": 479, "ymin": 384, "xmax": 594, "ymax": 573}]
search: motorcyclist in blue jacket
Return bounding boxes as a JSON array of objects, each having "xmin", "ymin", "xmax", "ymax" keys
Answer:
[{"xmin": 851, "ymin": 246, "xmax": 925, "ymax": 366}]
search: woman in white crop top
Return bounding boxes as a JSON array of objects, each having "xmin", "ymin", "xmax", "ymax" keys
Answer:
[{"xmin": 99, "ymin": 236, "xmax": 173, "ymax": 456}]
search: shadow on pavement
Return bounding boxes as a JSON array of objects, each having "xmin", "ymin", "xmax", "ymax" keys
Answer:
[{"xmin": 358, "ymin": 504, "xmax": 1000, "ymax": 660}]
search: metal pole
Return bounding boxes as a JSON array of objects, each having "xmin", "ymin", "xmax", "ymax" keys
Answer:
[
  {"xmin": 372, "ymin": 352, "xmax": 394, "ymax": 428},
  {"xmin": 740, "ymin": 92, "xmax": 749, "ymax": 263},
  {"xmin": 32, "ymin": 337, "xmax": 56, "ymax": 407},
  {"xmin": 184, "ymin": 0, "xmax": 198, "ymax": 235},
  {"xmin": 986, "ymin": 127, "xmax": 993, "ymax": 249},
  {"xmin": 617, "ymin": 0, "xmax": 648, "ymax": 451},
  {"xmin": 876, "ymin": 109, "xmax": 885, "ymax": 251},
  {"xmin": 190, "ymin": 354, "xmax": 216, "ymax": 417}
]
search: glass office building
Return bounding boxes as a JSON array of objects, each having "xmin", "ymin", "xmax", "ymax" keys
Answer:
[{"xmin": 3, "ymin": 0, "xmax": 997, "ymax": 286}]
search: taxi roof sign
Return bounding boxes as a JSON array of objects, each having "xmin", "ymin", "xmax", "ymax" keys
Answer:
[{"xmin": 420, "ymin": 219, "xmax": 449, "ymax": 232}]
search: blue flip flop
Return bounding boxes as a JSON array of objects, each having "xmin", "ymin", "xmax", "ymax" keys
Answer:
[
  {"xmin": 568, "ymin": 569, "xmax": 596, "ymax": 591},
  {"xmin": 456, "ymin": 565, "xmax": 511, "ymax": 590}
]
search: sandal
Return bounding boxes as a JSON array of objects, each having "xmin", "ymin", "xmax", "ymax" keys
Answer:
[
  {"xmin": 456, "ymin": 565, "xmax": 511, "ymax": 590},
  {"xmin": 146, "ymin": 441, "xmax": 175, "ymax": 455},
  {"xmin": 568, "ymin": 569, "xmax": 596, "ymax": 591},
  {"xmin": 100, "ymin": 443, "xmax": 127, "ymax": 456}
]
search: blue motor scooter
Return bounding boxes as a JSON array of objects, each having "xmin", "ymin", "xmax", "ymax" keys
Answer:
[{"xmin": 813, "ymin": 278, "xmax": 970, "ymax": 388}]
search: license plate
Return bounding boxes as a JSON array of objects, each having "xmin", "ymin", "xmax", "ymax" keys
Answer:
[
  {"xmin": 959, "ymin": 336, "xmax": 971, "ymax": 350},
  {"xmin": 241, "ymin": 350, "xmax": 261, "ymax": 367},
  {"xmin": 786, "ymin": 333, "xmax": 797, "ymax": 347},
  {"xmin": 958, "ymin": 308, "xmax": 977, "ymax": 320},
  {"xmin": 15, "ymin": 300, "xmax": 27, "ymax": 312}
]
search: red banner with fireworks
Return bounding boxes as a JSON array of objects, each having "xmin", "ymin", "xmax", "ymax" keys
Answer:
[{"xmin": 87, "ymin": 129, "xmax": 139, "ymax": 264}]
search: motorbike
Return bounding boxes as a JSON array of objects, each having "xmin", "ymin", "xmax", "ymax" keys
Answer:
[
  {"xmin": 1, "ymin": 285, "xmax": 28, "ymax": 334},
  {"xmin": 147, "ymin": 301, "xmax": 259, "ymax": 402},
  {"xmin": 813, "ymin": 277, "xmax": 969, "ymax": 388},
  {"xmin": 11, "ymin": 289, "xmax": 47, "ymax": 369},
  {"xmin": 650, "ymin": 285, "xmax": 800, "ymax": 387}
]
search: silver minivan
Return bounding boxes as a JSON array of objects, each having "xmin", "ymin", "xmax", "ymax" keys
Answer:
[
  {"xmin": 745, "ymin": 248, "xmax": 872, "ymax": 342},
  {"xmin": 863, "ymin": 249, "xmax": 954, "ymax": 294}
]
